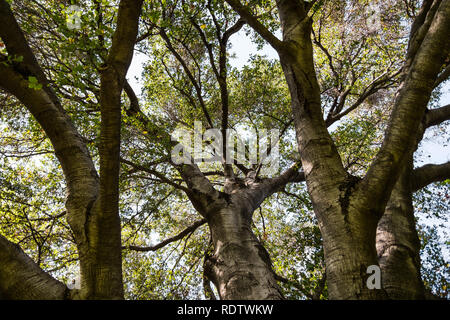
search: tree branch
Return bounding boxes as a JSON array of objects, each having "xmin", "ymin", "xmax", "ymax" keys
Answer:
[
  {"xmin": 326, "ymin": 69, "xmax": 401, "ymax": 126},
  {"xmin": 407, "ymin": 0, "xmax": 440, "ymax": 65},
  {"xmin": 412, "ymin": 161, "xmax": 450, "ymax": 191},
  {"xmin": 0, "ymin": 0, "xmax": 60, "ymax": 107},
  {"xmin": 273, "ymin": 272, "xmax": 313, "ymax": 299},
  {"xmin": 360, "ymin": 0, "xmax": 450, "ymax": 211},
  {"xmin": 434, "ymin": 63, "xmax": 450, "ymax": 88},
  {"xmin": 159, "ymin": 29, "xmax": 214, "ymax": 128},
  {"xmin": 0, "ymin": 0, "xmax": 100, "ymax": 267},
  {"xmin": 123, "ymin": 219, "xmax": 207, "ymax": 252},
  {"xmin": 425, "ymin": 104, "xmax": 450, "ymax": 127},
  {"xmin": 120, "ymin": 157, "xmax": 190, "ymax": 193},
  {"xmin": 224, "ymin": 0, "xmax": 286, "ymax": 53},
  {"xmin": 222, "ymin": 18, "xmax": 246, "ymax": 43},
  {"xmin": 0, "ymin": 234, "xmax": 68, "ymax": 299},
  {"xmin": 85, "ymin": 0, "xmax": 144, "ymax": 298},
  {"xmin": 121, "ymin": 82, "xmax": 220, "ymax": 205},
  {"xmin": 240, "ymin": 164, "xmax": 305, "ymax": 212},
  {"xmin": 259, "ymin": 164, "xmax": 305, "ymax": 193}
]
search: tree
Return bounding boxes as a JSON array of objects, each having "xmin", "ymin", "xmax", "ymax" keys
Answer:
[
  {"xmin": 225, "ymin": 0, "xmax": 450, "ymax": 299},
  {"xmin": 120, "ymin": 0, "xmax": 306, "ymax": 299},
  {"xmin": 0, "ymin": 0, "xmax": 449, "ymax": 301},
  {"xmin": 0, "ymin": 0, "xmax": 143, "ymax": 299}
]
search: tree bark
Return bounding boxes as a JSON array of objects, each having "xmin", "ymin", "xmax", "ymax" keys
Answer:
[
  {"xmin": 0, "ymin": 0, "xmax": 143, "ymax": 299},
  {"xmin": 179, "ymin": 163, "xmax": 303, "ymax": 299},
  {"xmin": 0, "ymin": 235, "xmax": 68, "ymax": 299},
  {"xmin": 226, "ymin": 0, "xmax": 450, "ymax": 299},
  {"xmin": 76, "ymin": 0, "xmax": 144, "ymax": 300},
  {"xmin": 204, "ymin": 194, "xmax": 283, "ymax": 300},
  {"xmin": 376, "ymin": 105, "xmax": 450, "ymax": 300},
  {"xmin": 376, "ymin": 160, "xmax": 425, "ymax": 299},
  {"xmin": 274, "ymin": 0, "xmax": 384, "ymax": 299}
]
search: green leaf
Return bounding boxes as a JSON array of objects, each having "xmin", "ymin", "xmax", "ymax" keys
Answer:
[{"xmin": 28, "ymin": 76, "xmax": 43, "ymax": 90}]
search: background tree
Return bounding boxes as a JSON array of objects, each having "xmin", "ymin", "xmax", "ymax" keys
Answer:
[{"xmin": 225, "ymin": 0, "xmax": 450, "ymax": 299}]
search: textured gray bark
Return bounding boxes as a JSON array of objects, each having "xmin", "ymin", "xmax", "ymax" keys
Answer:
[
  {"xmin": 275, "ymin": 0, "xmax": 384, "ymax": 299},
  {"xmin": 124, "ymin": 76, "xmax": 305, "ymax": 299},
  {"xmin": 226, "ymin": 0, "xmax": 450, "ymax": 299},
  {"xmin": 75, "ymin": 0, "xmax": 144, "ymax": 299},
  {"xmin": 0, "ymin": 0, "xmax": 143, "ymax": 299},
  {"xmin": 180, "ymin": 163, "xmax": 303, "ymax": 299},
  {"xmin": 0, "ymin": 235, "xmax": 68, "ymax": 299},
  {"xmin": 204, "ymin": 197, "xmax": 283, "ymax": 300},
  {"xmin": 1, "ymin": 0, "xmax": 449, "ymax": 301},
  {"xmin": 376, "ymin": 105, "xmax": 450, "ymax": 300},
  {"xmin": 376, "ymin": 160, "xmax": 425, "ymax": 299}
]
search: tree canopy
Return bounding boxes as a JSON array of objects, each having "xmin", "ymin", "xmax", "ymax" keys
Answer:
[{"xmin": 0, "ymin": 0, "xmax": 449, "ymax": 300}]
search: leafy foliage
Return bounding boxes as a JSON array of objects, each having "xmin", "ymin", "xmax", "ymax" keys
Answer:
[{"xmin": 0, "ymin": 0, "xmax": 449, "ymax": 300}]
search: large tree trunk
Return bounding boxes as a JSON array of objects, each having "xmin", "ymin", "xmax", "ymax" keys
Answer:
[
  {"xmin": 179, "ymin": 163, "xmax": 303, "ymax": 300},
  {"xmin": 275, "ymin": 3, "xmax": 385, "ymax": 299},
  {"xmin": 281, "ymin": 56, "xmax": 386, "ymax": 298},
  {"xmin": 375, "ymin": 136, "xmax": 426, "ymax": 300},
  {"xmin": 204, "ymin": 196, "xmax": 283, "ymax": 300},
  {"xmin": 376, "ymin": 164, "xmax": 424, "ymax": 299},
  {"xmin": 276, "ymin": 0, "xmax": 450, "ymax": 300},
  {"xmin": 226, "ymin": 0, "xmax": 450, "ymax": 299},
  {"xmin": 319, "ymin": 203, "xmax": 386, "ymax": 299},
  {"xmin": 375, "ymin": 103, "xmax": 450, "ymax": 299}
]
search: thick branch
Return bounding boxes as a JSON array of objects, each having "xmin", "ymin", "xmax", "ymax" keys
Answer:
[
  {"xmin": 0, "ymin": 234, "xmax": 67, "ymax": 299},
  {"xmin": 412, "ymin": 161, "xmax": 450, "ymax": 191},
  {"xmin": 0, "ymin": 0, "xmax": 60, "ymax": 107},
  {"xmin": 124, "ymin": 80, "xmax": 141, "ymax": 117},
  {"xmin": 83, "ymin": 0, "xmax": 144, "ymax": 299},
  {"xmin": 0, "ymin": 3, "xmax": 99, "ymax": 266},
  {"xmin": 222, "ymin": 18, "xmax": 246, "ymax": 43},
  {"xmin": 407, "ymin": 0, "xmax": 440, "ymax": 65},
  {"xmin": 242, "ymin": 164, "xmax": 305, "ymax": 211},
  {"xmin": 98, "ymin": 0, "xmax": 144, "ymax": 211},
  {"xmin": 260, "ymin": 164, "xmax": 305, "ymax": 193},
  {"xmin": 360, "ymin": 0, "xmax": 450, "ymax": 210},
  {"xmin": 425, "ymin": 104, "xmax": 450, "ymax": 127},
  {"xmin": 225, "ymin": 0, "xmax": 286, "ymax": 53}
]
